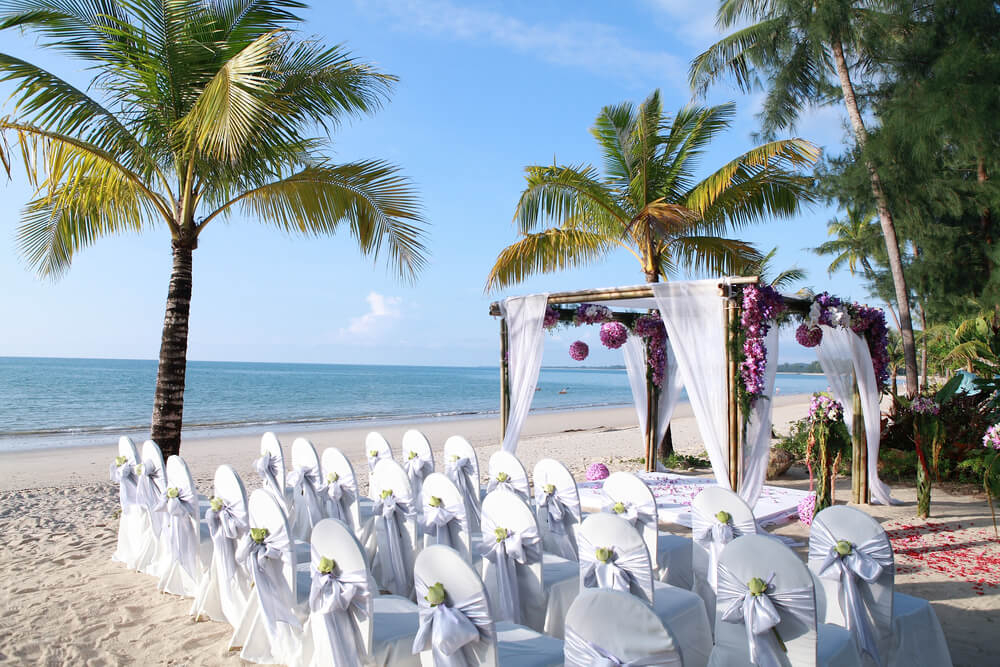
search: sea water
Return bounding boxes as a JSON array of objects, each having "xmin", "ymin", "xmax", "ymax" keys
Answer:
[{"xmin": 0, "ymin": 356, "xmax": 829, "ymax": 451}]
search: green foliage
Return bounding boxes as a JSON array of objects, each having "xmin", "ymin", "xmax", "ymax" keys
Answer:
[{"xmin": 660, "ymin": 452, "xmax": 712, "ymax": 469}]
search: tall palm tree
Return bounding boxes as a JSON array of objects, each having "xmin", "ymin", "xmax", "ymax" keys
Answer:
[
  {"xmin": 486, "ymin": 91, "xmax": 819, "ymax": 290},
  {"xmin": 690, "ymin": 0, "xmax": 920, "ymax": 396},
  {"xmin": 0, "ymin": 1, "xmax": 427, "ymax": 457}
]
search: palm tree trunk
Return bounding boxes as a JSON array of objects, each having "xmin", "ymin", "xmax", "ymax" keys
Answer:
[
  {"xmin": 831, "ymin": 37, "xmax": 919, "ymax": 396},
  {"xmin": 150, "ymin": 239, "xmax": 194, "ymax": 458}
]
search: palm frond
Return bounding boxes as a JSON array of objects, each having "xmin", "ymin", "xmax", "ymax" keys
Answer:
[
  {"xmin": 515, "ymin": 163, "xmax": 626, "ymax": 234},
  {"xmin": 664, "ymin": 234, "xmax": 763, "ymax": 278},
  {"xmin": 485, "ymin": 228, "xmax": 618, "ymax": 292}
]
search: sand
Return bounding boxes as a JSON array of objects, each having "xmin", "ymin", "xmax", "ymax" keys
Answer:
[{"xmin": 0, "ymin": 397, "xmax": 996, "ymax": 665}]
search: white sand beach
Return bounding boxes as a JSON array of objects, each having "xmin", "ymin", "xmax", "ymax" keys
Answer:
[{"xmin": 1, "ymin": 397, "xmax": 997, "ymax": 665}]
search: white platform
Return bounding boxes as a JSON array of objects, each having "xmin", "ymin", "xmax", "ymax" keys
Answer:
[{"xmin": 578, "ymin": 472, "xmax": 807, "ymax": 528}]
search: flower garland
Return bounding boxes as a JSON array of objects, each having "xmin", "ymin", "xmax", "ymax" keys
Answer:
[
  {"xmin": 738, "ymin": 284, "xmax": 787, "ymax": 407},
  {"xmin": 795, "ymin": 292, "xmax": 890, "ymax": 391}
]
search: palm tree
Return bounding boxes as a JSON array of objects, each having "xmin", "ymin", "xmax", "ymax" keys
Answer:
[
  {"xmin": 0, "ymin": 1, "xmax": 427, "ymax": 457},
  {"xmin": 486, "ymin": 91, "xmax": 819, "ymax": 290},
  {"xmin": 746, "ymin": 246, "xmax": 807, "ymax": 290},
  {"xmin": 690, "ymin": 0, "xmax": 920, "ymax": 396}
]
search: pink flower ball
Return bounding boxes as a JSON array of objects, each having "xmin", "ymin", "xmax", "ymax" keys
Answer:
[
  {"xmin": 569, "ymin": 340, "xmax": 589, "ymax": 361},
  {"xmin": 798, "ymin": 493, "xmax": 817, "ymax": 526},
  {"xmin": 599, "ymin": 321, "xmax": 629, "ymax": 349},
  {"xmin": 586, "ymin": 462, "xmax": 610, "ymax": 481}
]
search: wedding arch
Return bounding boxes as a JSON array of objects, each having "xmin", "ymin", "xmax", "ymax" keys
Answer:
[{"xmin": 488, "ymin": 279, "xmax": 895, "ymax": 506}]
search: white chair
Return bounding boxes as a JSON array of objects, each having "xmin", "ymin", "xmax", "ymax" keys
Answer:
[
  {"xmin": 532, "ymin": 458, "xmax": 582, "ymax": 561},
  {"xmin": 602, "ymin": 471, "xmax": 692, "ymax": 588},
  {"xmin": 367, "ymin": 458, "xmax": 421, "ymax": 598},
  {"xmin": 478, "ymin": 489, "xmax": 577, "ymax": 634},
  {"xmin": 320, "ymin": 446, "xmax": 368, "ymax": 533},
  {"xmin": 255, "ymin": 432, "xmax": 295, "ymax": 518},
  {"xmin": 691, "ymin": 486, "xmax": 758, "ymax": 623},
  {"xmin": 366, "ymin": 431, "xmax": 393, "ymax": 471},
  {"xmin": 564, "ymin": 588, "xmax": 684, "ymax": 666},
  {"xmin": 289, "ymin": 437, "xmax": 327, "ymax": 541},
  {"xmin": 229, "ymin": 488, "xmax": 308, "ymax": 665},
  {"xmin": 486, "ymin": 451, "xmax": 530, "ymax": 502},
  {"xmin": 808, "ymin": 506, "xmax": 952, "ymax": 667},
  {"xmin": 402, "ymin": 429, "xmax": 434, "ymax": 503},
  {"xmin": 443, "ymin": 435, "xmax": 482, "ymax": 533},
  {"xmin": 111, "ymin": 436, "xmax": 145, "ymax": 568},
  {"xmin": 420, "ymin": 472, "xmax": 473, "ymax": 563},
  {"xmin": 302, "ymin": 517, "xmax": 421, "ymax": 667},
  {"xmin": 156, "ymin": 455, "xmax": 213, "ymax": 597},
  {"xmin": 709, "ymin": 534, "xmax": 860, "ymax": 667},
  {"xmin": 190, "ymin": 465, "xmax": 251, "ymax": 627},
  {"xmin": 413, "ymin": 544, "xmax": 564, "ymax": 666},
  {"xmin": 135, "ymin": 439, "xmax": 168, "ymax": 575}
]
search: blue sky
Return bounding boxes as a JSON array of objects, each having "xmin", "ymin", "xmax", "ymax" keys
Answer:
[{"xmin": 0, "ymin": 0, "xmax": 867, "ymax": 367}]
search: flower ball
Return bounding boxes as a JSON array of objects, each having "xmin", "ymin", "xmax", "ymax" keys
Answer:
[
  {"xmin": 569, "ymin": 340, "xmax": 589, "ymax": 361},
  {"xmin": 586, "ymin": 462, "xmax": 610, "ymax": 481},
  {"xmin": 599, "ymin": 321, "xmax": 629, "ymax": 349}
]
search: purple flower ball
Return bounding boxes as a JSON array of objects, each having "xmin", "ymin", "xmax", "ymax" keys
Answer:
[
  {"xmin": 599, "ymin": 321, "xmax": 629, "ymax": 349},
  {"xmin": 569, "ymin": 340, "xmax": 589, "ymax": 361},
  {"xmin": 586, "ymin": 462, "xmax": 610, "ymax": 481}
]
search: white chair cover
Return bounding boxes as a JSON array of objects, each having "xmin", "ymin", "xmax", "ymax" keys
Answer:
[
  {"xmin": 486, "ymin": 450, "xmax": 531, "ymax": 502},
  {"xmin": 413, "ymin": 572, "xmax": 495, "ymax": 666},
  {"xmin": 444, "ymin": 436, "xmax": 482, "ymax": 534},
  {"xmin": 156, "ymin": 455, "xmax": 211, "ymax": 597},
  {"xmin": 402, "ymin": 429, "xmax": 434, "ymax": 503},
  {"xmin": 366, "ymin": 431, "xmax": 393, "ymax": 471},
  {"xmin": 308, "ymin": 548, "xmax": 372, "ymax": 665},
  {"xmin": 367, "ymin": 459, "xmax": 419, "ymax": 598},
  {"xmin": 256, "ymin": 432, "xmax": 294, "ymax": 519},
  {"xmin": 135, "ymin": 440, "xmax": 167, "ymax": 574},
  {"xmin": 564, "ymin": 588, "xmax": 682, "ymax": 666},
  {"xmin": 288, "ymin": 438, "xmax": 327, "ymax": 541},
  {"xmin": 576, "ymin": 529, "xmax": 655, "ymax": 604},
  {"xmin": 533, "ymin": 458, "xmax": 582, "ymax": 561},
  {"xmin": 111, "ymin": 436, "xmax": 147, "ymax": 568},
  {"xmin": 691, "ymin": 487, "xmax": 758, "ymax": 623},
  {"xmin": 421, "ymin": 472, "xmax": 472, "ymax": 562},
  {"xmin": 320, "ymin": 447, "xmax": 363, "ymax": 532},
  {"xmin": 478, "ymin": 503, "xmax": 543, "ymax": 626}
]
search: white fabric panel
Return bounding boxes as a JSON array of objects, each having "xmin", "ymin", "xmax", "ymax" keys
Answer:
[
  {"xmin": 814, "ymin": 326, "xmax": 898, "ymax": 505},
  {"xmin": 623, "ymin": 334, "xmax": 683, "ymax": 455},
  {"xmin": 653, "ymin": 280, "xmax": 732, "ymax": 489},
  {"xmin": 499, "ymin": 294, "xmax": 549, "ymax": 454},
  {"xmin": 740, "ymin": 326, "xmax": 779, "ymax": 507}
]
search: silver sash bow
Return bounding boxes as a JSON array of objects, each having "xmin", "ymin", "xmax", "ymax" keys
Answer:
[
  {"xmin": 535, "ymin": 485, "xmax": 581, "ymax": 560},
  {"xmin": 412, "ymin": 574, "xmax": 494, "ymax": 667},
  {"xmin": 477, "ymin": 516, "xmax": 541, "ymax": 624},
  {"xmin": 602, "ymin": 494, "xmax": 658, "ymax": 532},
  {"xmin": 235, "ymin": 527, "xmax": 301, "ymax": 634},
  {"xmin": 205, "ymin": 501, "xmax": 248, "ymax": 582},
  {"xmin": 809, "ymin": 521, "xmax": 893, "ymax": 665},
  {"xmin": 153, "ymin": 487, "xmax": 200, "ymax": 579},
  {"xmin": 404, "ymin": 454, "xmax": 432, "ymax": 495},
  {"xmin": 324, "ymin": 474, "xmax": 356, "ymax": 526},
  {"xmin": 564, "ymin": 626, "xmax": 681, "ymax": 666},
  {"xmin": 288, "ymin": 464, "xmax": 326, "ymax": 530},
  {"xmin": 576, "ymin": 531, "xmax": 654, "ymax": 603},
  {"xmin": 367, "ymin": 449, "xmax": 390, "ymax": 471},
  {"xmin": 716, "ymin": 565, "xmax": 814, "ymax": 667},
  {"xmin": 422, "ymin": 498, "xmax": 467, "ymax": 550},
  {"xmin": 255, "ymin": 452, "xmax": 285, "ymax": 501},
  {"xmin": 691, "ymin": 505, "xmax": 756, "ymax": 592},
  {"xmin": 110, "ymin": 460, "xmax": 138, "ymax": 510},
  {"xmin": 445, "ymin": 456, "xmax": 482, "ymax": 528},
  {"xmin": 309, "ymin": 549, "xmax": 371, "ymax": 666},
  {"xmin": 486, "ymin": 475, "xmax": 527, "ymax": 500},
  {"xmin": 135, "ymin": 459, "xmax": 165, "ymax": 535},
  {"xmin": 371, "ymin": 493, "xmax": 414, "ymax": 597}
]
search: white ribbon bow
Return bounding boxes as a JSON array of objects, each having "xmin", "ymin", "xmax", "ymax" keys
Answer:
[
  {"xmin": 153, "ymin": 487, "xmax": 200, "ymax": 579},
  {"xmin": 323, "ymin": 473, "xmax": 356, "ymax": 525},
  {"xmin": 371, "ymin": 492, "xmax": 414, "ymax": 597},
  {"xmin": 563, "ymin": 626, "xmax": 681, "ymax": 666},
  {"xmin": 404, "ymin": 452, "xmax": 432, "ymax": 495},
  {"xmin": 535, "ymin": 484, "xmax": 581, "ymax": 560},
  {"xmin": 109, "ymin": 459, "xmax": 138, "ymax": 510},
  {"xmin": 205, "ymin": 501, "xmax": 248, "ymax": 582},
  {"xmin": 716, "ymin": 565, "xmax": 815, "ymax": 667},
  {"xmin": 445, "ymin": 456, "xmax": 482, "ymax": 529},
  {"xmin": 235, "ymin": 527, "xmax": 301, "ymax": 634},
  {"xmin": 602, "ymin": 494, "xmax": 657, "ymax": 531},
  {"xmin": 367, "ymin": 449, "xmax": 390, "ymax": 471},
  {"xmin": 477, "ymin": 517, "xmax": 541, "ymax": 625},
  {"xmin": 486, "ymin": 472, "xmax": 528, "ymax": 500},
  {"xmin": 576, "ymin": 531, "xmax": 654, "ymax": 603},
  {"xmin": 422, "ymin": 498, "xmax": 468, "ymax": 550},
  {"xmin": 809, "ymin": 521, "xmax": 893, "ymax": 665},
  {"xmin": 288, "ymin": 464, "xmax": 326, "ymax": 529},
  {"xmin": 135, "ymin": 459, "xmax": 165, "ymax": 535},
  {"xmin": 691, "ymin": 504, "xmax": 757, "ymax": 591},
  {"xmin": 308, "ymin": 549, "xmax": 371, "ymax": 666},
  {"xmin": 412, "ymin": 574, "xmax": 494, "ymax": 667},
  {"xmin": 255, "ymin": 452, "xmax": 284, "ymax": 500}
]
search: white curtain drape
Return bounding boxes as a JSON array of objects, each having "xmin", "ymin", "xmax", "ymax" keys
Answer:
[
  {"xmin": 623, "ymin": 335, "xmax": 683, "ymax": 458},
  {"xmin": 814, "ymin": 325, "xmax": 898, "ymax": 505},
  {"xmin": 499, "ymin": 294, "xmax": 549, "ymax": 454},
  {"xmin": 740, "ymin": 326, "xmax": 779, "ymax": 507},
  {"xmin": 652, "ymin": 280, "xmax": 732, "ymax": 489}
]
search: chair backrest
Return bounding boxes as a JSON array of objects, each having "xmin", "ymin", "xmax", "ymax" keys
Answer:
[
  {"xmin": 692, "ymin": 486, "xmax": 756, "ymax": 527},
  {"xmin": 309, "ymin": 518, "xmax": 375, "ymax": 655},
  {"xmin": 290, "ymin": 437, "xmax": 321, "ymax": 472},
  {"xmin": 369, "ymin": 459, "xmax": 419, "ymax": 550},
  {"xmin": 602, "ymin": 472, "xmax": 659, "ymax": 564},
  {"xmin": 165, "ymin": 454, "xmax": 197, "ymax": 497},
  {"xmin": 260, "ymin": 432, "xmax": 287, "ymax": 490},
  {"xmin": 809, "ymin": 506, "xmax": 894, "ymax": 643},
  {"xmin": 577, "ymin": 513, "xmax": 654, "ymax": 605},
  {"xmin": 480, "ymin": 489, "xmax": 545, "ymax": 630},
  {"xmin": 141, "ymin": 440, "xmax": 166, "ymax": 491},
  {"xmin": 401, "ymin": 429, "xmax": 433, "ymax": 468},
  {"xmin": 487, "ymin": 450, "xmax": 530, "ymax": 500},
  {"xmin": 565, "ymin": 588, "xmax": 677, "ymax": 665},
  {"xmin": 691, "ymin": 485, "xmax": 758, "ymax": 622},
  {"xmin": 715, "ymin": 535, "xmax": 818, "ymax": 667},
  {"xmin": 214, "ymin": 463, "xmax": 248, "ymax": 512},
  {"xmin": 248, "ymin": 488, "xmax": 297, "ymax": 597},
  {"xmin": 532, "ymin": 458, "xmax": 581, "ymax": 557},
  {"xmin": 319, "ymin": 446, "xmax": 361, "ymax": 529},
  {"xmin": 443, "ymin": 435, "xmax": 480, "ymax": 481},
  {"xmin": 414, "ymin": 545, "xmax": 498, "ymax": 667},
  {"xmin": 118, "ymin": 436, "xmax": 139, "ymax": 465},
  {"xmin": 420, "ymin": 472, "xmax": 471, "ymax": 561},
  {"xmin": 365, "ymin": 431, "xmax": 392, "ymax": 469}
]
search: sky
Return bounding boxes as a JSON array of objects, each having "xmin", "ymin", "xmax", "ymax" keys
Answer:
[{"xmin": 0, "ymin": 0, "xmax": 869, "ymax": 368}]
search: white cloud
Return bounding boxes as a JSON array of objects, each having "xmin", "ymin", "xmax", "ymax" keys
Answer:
[
  {"xmin": 642, "ymin": 0, "xmax": 722, "ymax": 46},
  {"xmin": 343, "ymin": 291, "xmax": 402, "ymax": 336},
  {"xmin": 361, "ymin": 0, "xmax": 686, "ymax": 86}
]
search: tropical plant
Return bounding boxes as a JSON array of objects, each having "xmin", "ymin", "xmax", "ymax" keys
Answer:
[
  {"xmin": 0, "ymin": 0, "xmax": 427, "ymax": 456},
  {"xmin": 691, "ymin": 0, "xmax": 922, "ymax": 396},
  {"xmin": 485, "ymin": 91, "xmax": 819, "ymax": 290},
  {"xmin": 745, "ymin": 246, "xmax": 806, "ymax": 290},
  {"xmin": 945, "ymin": 309, "xmax": 1000, "ymax": 377}
]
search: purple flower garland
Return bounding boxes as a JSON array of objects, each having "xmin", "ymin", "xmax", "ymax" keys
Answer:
[{"xmin": 739, "ymin": 284, "xmax": 787, "ymax": 405}]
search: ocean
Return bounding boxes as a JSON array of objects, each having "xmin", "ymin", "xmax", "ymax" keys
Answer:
[{"xmin": 0, "ymin": 357, "xmax": 830, "ymax": 452}]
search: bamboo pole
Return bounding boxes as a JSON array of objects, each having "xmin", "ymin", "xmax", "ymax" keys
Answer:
[
  {"xmin": 499, "ymin": 318, "xmax": 510, "ymax": 439},
  {"xmin": 723, "ymin": 288, "xmax": 739, "ymax": 491},
  {"xmin": 851, "ymin": 374, "xmax": 869, "ymax": 503},
  {"xmin": 645, "ymin": 339, "xmax": 657, "ymax": 473}
]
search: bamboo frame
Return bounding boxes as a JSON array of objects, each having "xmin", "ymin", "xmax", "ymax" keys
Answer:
[
  {"xmin": 499, "ymin": 318, "xmax": 510, "ymax": 439},
  {"xmin": 851, "ymin": 373, "xmax": 870, "ymax": 504}
]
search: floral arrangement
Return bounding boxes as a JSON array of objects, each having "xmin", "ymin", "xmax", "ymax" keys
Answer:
[
  {"xmin": 543, "ymin": 305, "xmax": 561, "ymax": 329},
  {"xmin": 573, "ymin": 303, "xmax": 612, "ymax": 326},
  {"xmin": 586, "ymin": 462, "xmax": 610, "ymax": 481},
  {"xmin": 912, "ymin": 397, "xmax": 941, "ymax": 415},
  {"xmin": 806, "ymin": 393, "xmax": 846, "ymax": 514},
  {"xmin": 738, "ymin": 284, "xmax": 787, "ymax": 406},
  {"xmin": 633, "ymin": 312, "xmax": 668, "ymax": 386},
  {"xmin": 808, "ymin": 394, "xmax": 844, "ymax": 424},
  {"xmin": 984, "ymin": 424, "xmax": 1000, "ymax": 451},
  {"xmin": 794, "ymin": 292, "xmax": 890, "ymax": 391},
  {"xmin": 569, "ymin": 341, "xmax": 589, "ymax": 361},
  {"xmin": 981, "ymin": 424, "xmax": 1000, "ymax": 536},
  {"xmin": 599, "ymin": 321, "xmax": 629, "ymax": 350},
  {"xmin": 911, "ymin": 396, "xmax": 943, "ymax": 518},
  {"xmin": 797, "ymin": 493, "xmax": 817, "ymax": 526}
]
